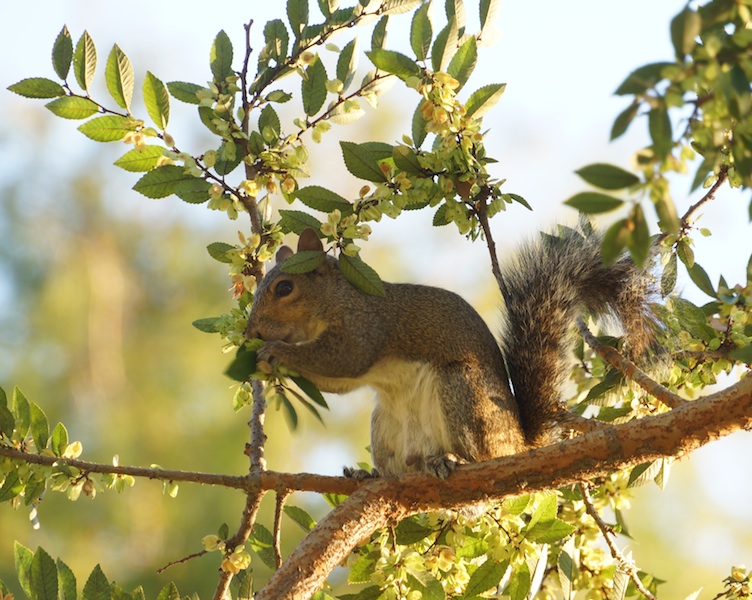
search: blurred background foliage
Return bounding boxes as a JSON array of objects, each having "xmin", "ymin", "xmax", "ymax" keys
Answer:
[{"xmin": 1, "ymin": 1, "xmax": 751, "ymax": 599}]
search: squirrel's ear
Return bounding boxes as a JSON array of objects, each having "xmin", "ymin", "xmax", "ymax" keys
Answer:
[
  {"xmin": 297, "ymin": 228, "xmax": 324, "ymax": 253},
  {"xmin": 275, "ymin": 246, "xmax": 294, "ymax": 264}
]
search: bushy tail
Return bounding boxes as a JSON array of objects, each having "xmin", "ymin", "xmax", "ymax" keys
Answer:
[{"xmin": 498, "ymin": 222, "xmax": 661, "ymax": 446}]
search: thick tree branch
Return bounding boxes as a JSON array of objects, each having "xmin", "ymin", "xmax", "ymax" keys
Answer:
[{"xmin": 255, "ymin": 374, "xmax": 752, "ymax": 600}]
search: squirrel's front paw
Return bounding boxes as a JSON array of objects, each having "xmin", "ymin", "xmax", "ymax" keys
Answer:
[
  {"xmin": 256, "ymin": 340, "xmax": 286, "ymax": 371},
  {"xmin": 343, "ymin": 466, "xmax": 380, "ymax": 480},
  {"xmin": 425, "ymin": 453, "xmax": 466, "ymax": 479}
]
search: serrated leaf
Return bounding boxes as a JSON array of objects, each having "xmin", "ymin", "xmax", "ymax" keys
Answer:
[
  {"xmin": 447, "ymin": 36, "xmax": 477, "ymax": 90},
  {"xmin": 14, "ymin": 542, "xmax": 34, "ymax": 600},
  {"xmin": 225, "ymin": 345, "xmax": 257, "ymax": 382},
  {"xmin": 371, "ymin": 15, "xmax": 389, "ymax": 51},
  {"xmin": 628, "ymin": 461, "xmax": 661, "ymax": 487},
  {"xmin": 258, "ymin": 104, "xmax": 281, "ymax": 141},
  {"xmin": 337, "ymin": 38, "xmax": 359, "ymax": 90},
  {"xmin": 30, "ymin": 547, "xmax": 58, "ymax": 600},
  {"xmin": 295, "ymin": 185, "xmax": 353, "ymax": 214},
  {"xmin": 7, "ymin": 78, "xmax": 66, "ymax": 99},
  {"xmin": 506, "ymin": 561, "xmax": 531, "ymax": 600},
  {"xmin": 57, "ymin": 558, "xmax": 77, "ymax": 600},
  {"xmin": 339, "ymin": 253, "xmax": 385, "ymax": 297},
  {"xmin": 575, "ymin": 163, "xmax": 639, "ymax": 190},
  {"xmin": 73, "ymin": 31, "xmax": 97, "ymax": 92},
  {"xmin": 143, "ymin": 71, "xmax": 170, "ymax": 130},
  {"xmin": 0, "ymin": 402, "xmax": 13, "ymax": 438},
  {"xmin": 380, "ymin": 0, "xmax": 422, "ymax": 15},
  {"xmin": 393, "ymin": 145, "xmax": 424, "ymax": 175},
  {"xmin": 174, "ymin": 177, "xmax": 212, "ymax": 204},
  {"xmin": 211, "ymin": 30, "xmax": 234, "ymax": 82},
  {"xmin": 661, "ymin": 253, "xmax": 678, "ymax": 297},
  {"xmin": 132, "ymin": 165, "xmax": 188, "ymax": 199},
  {"xmin": 340, "ymin": 141, "xmax": 388, "ymax": 182},
  {"xmin": 29, "ymin": 401, "xmax": 49, "ymax": 450},
  {"xmin": 50, "ymin": 422, "xmax": 69, "ymax": 457},
  {"xmin": 52, "ymin": 26, "xmax": 74, "ymax": 80},
  {"xmin": 46, "ymin": 96, "xmax": 99, "ymax": 120},
  {"xmin": 192, "ymin": 317, "xmax": 221, "ymax": 333},
  {"xmin": 465, "ymin": 83, "xmax": 506, "ymax": 119},
  {"xmin": 82, "ymin": 564, "xmax": 111, "ymax": 600},
  {"xmin": 249, "ymin": 524, "xmax": 277, "ymax": 569},
  {"xmin": 166, "ymin": 81, "xmax": 205, "ymax": 105},
  {"xmin": 207, "ymin": 242, "xmax": 235, "ymax": 263},
  {"xmin": 288, "ymin": 0, "xmax": 309, "ymax": 39},
  {"xmin": 564, "ymin": 192, "xmax": 624, "ymax": 214},
  {"xmin": 412, "ymin": 101, "xmax": 429, "ymax": 148},
  {"xmin": 302, "ymin": 55, "xmax": 327, "ymax": 116},
  {"xmin": 12, "ymin": 387, "xmax": 30, "ymax": 438},
  {"xmin": 280, "ymin": 251, "xmax": 326, "ymax": 274},
  {"xmin": 262, "ymin": 19, "xmax": 289, "ymax": 67},
  {"xmin": 410, "ymin": 3, "xmax": 432, "ymax": 61},
  {"xmin": 265, "ymin": 89, "xmax": 293, "ymax": 103},
  {"xmin": 480, "ymin": 0, "xmax": 501, "ymax": 38},
  {"xmin": 114, "ymin": 146, "xmax": 166, "ymax": 172},
  {"xmin": 279, "ymin": 209, "xmax": 323, "ymax": 234},
  {"xmin": 526, "ymin": 518, "xmax": 576, "ymax": 543},
  {"xmin": 78, "ymin": 115, "xmax": 138, "ymax": 142},
  {"xmin": 394, "ymin": 518, "xmax": 433, "ymax": 545},
  {"xmin": 0, "ymin": 470, "xmax": 23, "ymax": 503},
  {"xmin": 366, "ymin": 49, "xmax": 422, "ymax": 81},
  {"xmin": 431, "ymin": 21, "xmax": 458, "ymax": 72},
  {"xmin": 611, "ymin": 101, "xmax": 640, "ymax": 141},
  {"xmin": 614, "ymin": 62, "xmax": 673, "ymax": 96},
  {"xmin": 105, "ymin": 44, "xmax": 134, "ymax": 111},
  {"xmin": 648, "ymin": 104, "xmax": 673, "ymax": 160},
  {"xmin": 464, "ymin": 559, "xmax": 507, "ymax": 598},
  {"xmin": 284, "ymin": 505, "xmax": 317, "ymax": 531},
  {"xmin": 688, "ymin": 262, "xmax": 716, "ymax": 297},
  {"xmin": 156, "ymin": 582, "xmax": 180, "ymax": 600},
  {"xmin": 291, "ymin": 375, "xmax": 328, "ymax": 408}
]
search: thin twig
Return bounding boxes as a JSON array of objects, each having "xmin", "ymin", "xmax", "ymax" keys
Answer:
[
  {"xmin": 579, "ymin": 482, "xmax": 657, "ymax": 600},
  {"xmin": 157, "ymin": 550, "xmax": 207, "ymax": 574},
  {"xmin": 576, "ymin": 318, "xmax": 686, "ymax": 409},
  {"xmin": 273, "ymin": 489, "xmax": 292, "ymax": 569}
]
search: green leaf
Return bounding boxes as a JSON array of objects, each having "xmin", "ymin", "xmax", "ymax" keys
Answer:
[
  {"xmin": 688, "ymin": 262, "xmax": 716, "ymax": 297},
  {"xmin": 367, "ymin": 49, "xmax": 421, "ymax": 81},
  {"xmin": 564, "ymin": 192, "xmax": 624, "ymax": 214},
  {"xmin": 676, "ymin": 239, "xmax": 695, "ymax": 268},
  {"xmin": 465, "ymin": 83, "xmax": 506, "ymax": 119},
  {"xmin": 261, "ymin": 19, "xmax": 289, "ymax": 66},
  {"xmin": 53, "ymin": 25, "xmax": 74, "ymax": 80},
  {"xmin": 249, "ymin": 524, "xmax": 276, "ymax": 570},
  {"xmin": 394, "ymin": 518, "xmax": 433, "ymax": 545},
  {"xmin": 295, "ymin": 185, "xmax": 353, "ymax": 214},
  {"xmin": 12, "ymin": 387, "xmax": 30, "ymax": 438},
  {"xmin": 610, "ymin": 101, "xmax": 639, "ymax": 140},
  {"xmin": 73, "ymin": 31, "xmax": 97, "ymax": 92},
  {"xmin": 45, "ymin": 96, "xmax": 99, "ymax": 120},
  {"xmin": 132, "ymin": 165, "xmax": 188, "ymax": 199},
  {"xmin": 280, "ymin": 250, "xmax": 327, "ymax": 274},
  {"xmin": 337, "ymin": 38, "xmax": 359, "ymax": 90},
  {"xmin": 393, "ymin": 145, "xmax": 424, "ymax": 175},
  {"xmin": 410, "ymin": 3, "xmax": 432, "ymax": 62},
  {"xmin": 258, "ymin": 104, "xmax": 281, "ymax": 141},
  {"xmin": 174, "ymin": 177, "xmax": 212, "ymax": 204},
  {"xmin": 7, "ymin": 78, "xmax": 66, "ymax": 99},
  {"xmin": 627, "ymin": 204, "xmax": 651, "ymax": 267},
  {"xmin": 302, "ymin": 55, "xmax": 327, "ymax": 116},
  {"xmin": 430, "ymin": 21, "xmax": 458, "ymax": 72},
  {"xmin": 14, "ymin": 542, "xmax": 34, "ymax": 600},
  {"xmin": 526, "ymin": 518, "xmax": 576, "ymax": 543},
  {"xmin": 156, "ymin": 583, "xmax": 180, "ymax": 600},
  {"xmin": 290, "ymin": 375, "xmax": 328, "ymax": 408},
  {"xmin": 464, "ymin": 559, "xmax": 507, "ymax": 598},
  {"xmin": 114, "ymin": 146, "xmax": 166, "ymax": 172},
  {"xmin": 447, "ymin": 36, "xmax": 477, "ymax": 90},
  {"xmin": 340, "ymin": 141, "xmax": 387, "ymax": 182},
  {"xmin": 225, "ymin": 345, "xmax": 257, "ymax": 383},
  {"xmin": 0, "ymin": 470, "xmax": 23, "ymax": 503},
  {"xmin": 279, "ymin": 209, "xmax": 323, "ymax": 235},
  {"xmin": 78, "ymin": 115, "xmax": 138, "ymax": 142},
  {"xmin": 207, "ymin": 242, "xmax": 235, "ymax": 263},
  {"xmin": 506, "ymin": 561, "xmax": 531, "ymax": 600},
  {"xmin": 380, "ymin": 0, "xmax": 423, "ymax": 15},
  {"xmin": 0, "ymin": 402, "xmax": 13, "ymax": 438},
  {"xmin": 614, "ymin": 62, "xmax": 673, "ymax": 96},
  {"xmin": 192, "ymin": 317, "xmax": 221, "ymax": 333},
  {"xmin": 50, "ymin": 422, "xmax": 69, "ymax": 457},
  {"xmin": 57, "ymin": 558, "xmax": 77, "ymax": 600},
  {"xmin": 654, "ymin": 195, "xmax": 680, "ymax": 234},
  {"xmin": 283, "ymin": 505, "xmax": 317, "ymax": 531},
  {"xmin": 211, "ymin": 30, "xmax": 234, "ymax": 82},
  {"xmin": 601, "ymin": 219, "xmax": 629, "ymax": 264},
  {"xmin": 661, "ymin": 252, "xmax": 678, "ymax": 297},
  {"xmin": 143, "ymin": 71, "xmax": 170, "ymax": 129},
  {"xmin": 29, "ymin": 401, "xmax": 49, "ymax": 450},
  {"xmin": 287, "ymin": 0, "xmax": 309, "ymax": 39},
  {"xmin": 339, "ymin": 253, "xmax": 385, "ymax": 297},
  {"xmin": 670, "ymin": 7, "xmax": 701, "ymax": 59},
  {"xmin": 265, "ymin": 89, "xmax": 293, "ymax": 103},
  {"xmin": 445, "ymin": 0, "xmax": 466, "ymax": 35},
  {"xmin": 105, "ymin": 44, "xmax": 134, "ymax": 111},
  {"xmin": 480, "ymin": 0, "xmax": 501, "ymax": 38},
  {"xmin": 31, "ymin": 547, "xmax": 58, "ymax": 600},
  {"xmin": 166, "ymin": 81, "xmax": 206, "ymax": 105},
  {"xmin": 575, "ymin": 163, "xmax": 639, "ymax": 190},
  {"xmin": 730, "ymin": 344, "xmax": 752, "ymax": 365},
  {"xmin": 648, "ymin": 104, "xmax": 673, "ymax": 160},
  {"xmin": 412, "ymin": 101, "xmax": 429, "ymax": 148},
  {"xmin": 371, "ymin": 15, "xmax": 389, "ymax": 52},
  {"xmin": 82, "ymin": 564, "xmax": 112, "ymax": 600}
]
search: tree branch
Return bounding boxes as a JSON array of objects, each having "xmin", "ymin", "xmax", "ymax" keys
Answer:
[{"xmin": 255, "ymin": 374, "xmax": 752, "ymax": 599}]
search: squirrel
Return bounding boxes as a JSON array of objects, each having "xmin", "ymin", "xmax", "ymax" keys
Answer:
[{"xmin": 245, "ymin": 224, "xmax": 660, "ymax": 479}]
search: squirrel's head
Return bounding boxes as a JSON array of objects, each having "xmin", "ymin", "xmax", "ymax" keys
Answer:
[{"xmin": 245, "ymin": 229, "xmax": 336, "ymax": 344}]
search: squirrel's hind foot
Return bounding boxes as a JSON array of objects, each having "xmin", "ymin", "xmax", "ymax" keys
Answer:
[{"xmin": 343, "ymin": 466, "xmax": 379, "ymax": 480}]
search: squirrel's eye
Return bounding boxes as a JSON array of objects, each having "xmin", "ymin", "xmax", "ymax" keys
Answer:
[{"xmin": 275, "ymin": 280, "xmax": 294, "ymax": 298}]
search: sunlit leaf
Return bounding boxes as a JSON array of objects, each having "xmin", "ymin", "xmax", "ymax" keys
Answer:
[
  {"xmin": 45, "ymin": 96, "xmax": 99, "ymax": 120},
  {"xmin": 73, "ymin": 31, "xmax": 97, "ymax": 92},
  {"xmin": 7, "ymin": 78, "xmax": 65, "ymax": 99},
  {"xmin": 78, "ymin": 115, "xmax": 138, "ymax": 142},
  {"xmin": 143, "ymin": 71, "xmax": 170, "ymax": 130},
  {"xmin": 575, "ymin": 163, "xmax": 640, "ymax": 190},
  {"xmin": 465, "ymin": 83, "xmax": 506, "ymax": 119},
  {"xmin": 52, "ymin": 25, "xmax": 74, "ymax": 80},
  {"xmin": 105, "ymin": 44, "xmax": 134, "ymax": 111},
  {"xmin": 302, "ymin": 55, "xmax": 327, "ymax": 116}
]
